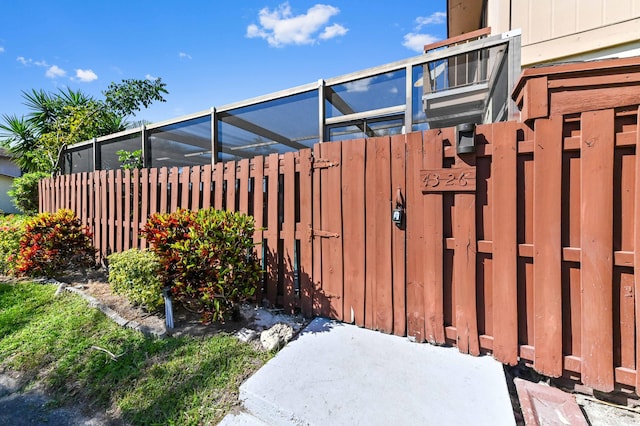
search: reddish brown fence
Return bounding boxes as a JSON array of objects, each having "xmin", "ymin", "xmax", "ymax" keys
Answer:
[{"xmin": 39, "ymin": 57, "xmax": 640, "ymax": 394}]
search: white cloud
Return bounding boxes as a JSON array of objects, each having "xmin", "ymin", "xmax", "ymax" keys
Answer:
[
  {"xmin": 320, "ymin": 23, "xmax": 348, "ymax": 40},
  {"xmin": 75, "ymin": 69, "xmax": 98, "ymax": 82},
  {"xmin": 403, "ymin": 11, "xmax": 445, "ymax": 52},
  {"xmin": 178, "ymin": 52, "xmax": 192, "ymax": 60},
  {"xmin": 145, "ymin": 73, "xmax": 158, "ymax": 80},
  {"xmin": 16, "ymin": 56, "xmax": 49, "ymax": 67},
  {"xmin": 402, "ymin": 32, "xmax": 439, "ymax": 53},
  {"xmin": 246, "ymin": 2, "xmax": 347, "ymax": 47},
  {"xmin": 0, "ymin": 46, "xmax": 4, "ymax": 53},
  {"xmin": 45, "ymin": 65, "xmax": 66, "ymax": 78},
  {"xmin": 416, "ymin": 12, "xmax": 446, "ymax": 29}
]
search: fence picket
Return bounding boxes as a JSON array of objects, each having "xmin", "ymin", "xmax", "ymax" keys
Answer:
[
  {"xmin": 252, "ymin": 155, "xmax": 265, "ymax": 305},
  {"xmin": 238, "ymin": 159, "xmax": 249, "ymax": 214},
  {"xmin": 226, "ymin": 161, "xmax": 237, "ymax": 212},
  {"xmin": 492, "ymin": 121, "xmax": 519, "ymax": 366},
  {"xmin": 423, "ymin": 129, "xmax": 445, "ymax": 344},
  {"xmin": 342, "ymin": 138, "xmax": 366, "ymax": 326},
  {"xmin": 391, "ymin": 134, "xmax": 407, "ymax": 337},
  {"xmin": 115, "ymin": 170, "xmax": 123, "ymax": 253},
  {"xmin": 139, "ymin": 168, "xmax": 149, "ymax": 249},
  {"xmin": 371, "ymin": 136, "xmax": 393, "ymax": 333},
  {"xmin": 123, "ymin": 170, "xmax": 131, "ymax": 251},
  {"xmin": 159, "ymin": 167, "xmax": 168, "ymax": 213},
  {"xmin": 453, "ymin": 148, "xmax": 480, "ymax": 356},
  {"xmin": 298, "ymin": 149, "xmax": 314, "ymax": 317},
  {"xmin": 283, "ymin": 152, "xmax": 296, "ymax": 313},
  {"xmin": 635, "ymin": 106, "xmax": 640, "ymax": 392},
  {"xmin": 580, "ymin": 109, "xmax": 615, "ymax": 392},
  {"xmin": 191, "ymin": 166, "xmax": 201, "ymax": 211},
  {"xmin": 532, "ymin": 116, "xmax": 563, "ymax": 376},
  {"xmin": 202, "ymin": 164, "xmax": 212, "ymax": 209},
  {"xmin": 266, "ymin": 153, "xmax": 279, "ymax": 307},
  {"xmin": 405, "ymin": 131, "xmax": 426, "ymax": 342}
]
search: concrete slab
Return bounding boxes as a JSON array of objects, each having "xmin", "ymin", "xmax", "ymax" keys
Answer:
[{"xmin": 237, "ymin": 317, "xmax": 515, "ymax": 426}]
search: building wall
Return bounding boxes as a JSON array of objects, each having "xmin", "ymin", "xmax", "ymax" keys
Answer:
[
  {"xmin": 0, "ymin": 175, "xmax": 19, "ymax": 214},
  {"xmin": 487, "ymin": 0, "xmax": 640, "ymax": 66}
]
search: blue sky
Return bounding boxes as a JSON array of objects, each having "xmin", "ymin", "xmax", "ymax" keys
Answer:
[{"xmin": 0, "ymin": 1, "xmax": 447, "ymax": 124}]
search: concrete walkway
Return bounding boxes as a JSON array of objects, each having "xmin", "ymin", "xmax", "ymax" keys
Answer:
[{"xmin": 221, "ymin": 317, "xmax": 515, "ymax": 426}]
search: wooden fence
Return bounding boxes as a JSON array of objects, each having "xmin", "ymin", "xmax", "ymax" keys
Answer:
[{"xmin": 39, "ymin": 57, "xmax": 640, "ymax": 394}]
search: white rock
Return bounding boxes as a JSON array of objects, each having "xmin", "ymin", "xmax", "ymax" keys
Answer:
[
  {"xmin": 236, "ymin": 327, "xmax": 259, "ymax": 343},
  {"xmin": 260, "ymin": 323, "xmax": 294, "ymax": 351}
]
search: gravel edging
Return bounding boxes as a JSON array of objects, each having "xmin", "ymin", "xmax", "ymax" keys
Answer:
[{"xmin": 49, "ymin": 280, "xmax": 168, "ymax": 339}]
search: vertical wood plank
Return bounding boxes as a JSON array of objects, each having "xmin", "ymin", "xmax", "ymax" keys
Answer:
[
  {"xmin": 298, "ymin": 149, "xmax": 314, "ymax": 317},
  {"xmin": 214, "ymin": 163, "xmax": 224, "ymax": 210},
  {"xmin": 283, "ymin": 152, "xmax": 296, "ymax": 313},
  {"xmin": 391, "ymin": 134, "xmax": 406, "ymax": 337},
  {"xmin": 180, "ymin": 166, "xmax": 190, "ymax": 209},
  {"xmin": 342, "ymin": 138, "xmax": 366, "ymax": 325},
  {"xmin": 252, "ymin": 156, "xmax": 265, "ymax": 305},
  {"xmin": 132, "ymin": 169, "xmax": 140, "ymax": 249},
  {"xmin": 139, "ymin": 168, "xmax": 149, "ymax": 249},
  {"xmin": 492, "ymin": 121, "xmax": 520, "ymax": 366},
  {"xmin": 312, "ymin": 144, "xmax": 323, "ymax": 316},
  {"xmin": 226, "ymin": 161, "xmax": 237, "ymax": 212},
  {"xmin": 406, "ymin": 131, "xmax": 426, "ymax": 341},
  {"xmin": 115, "ymin": 170, "xmax": 123, "ymax": 253},
  {"xmin": 159, "ymin": 167, "xmax": 168, "ymax": 213},
  {"xmin": 107, "ymin": 171, "xmax": 116, "ymax": 256},
  {"xmin": 239, "ymin": 159, "xmax": 250, "ymax": 214},
  {"xmin": 373, "ymin": 136, "xmax": 393, "ymax": 333},
  {"xmin": 169, "ymin": 167, "xmax": 179, "ymax": 212},
  {"xmin": 454, "ymin": 149, "xmax": 480, "ymax": 356},
  {"xmin": 100, "ymin": 170, "xmax": 108, "ymax": 260},
  {"xmin": 81, "ymin": 173, "xmax": 88, "ymax": 230},
  {"xmin": 323, "ymin": 141, "xmax": 344, "ymax": 321},
  {"xmin": 202, "ymin": 164, "xmax": 212, "ymax": 209},
  {"xmin": 266, "ymin": 153, "xmax": 280, "ymax": 307},
  {"xmin": 123, "ymin": 170, "xmax": 131, "ymax": 251},
  {"xmin": 70, "ymin": 174, "xmax": 77, "ymax": 213},
  {"xmin": 149, "ymin": 168, "xmax": 158, "ymax": 216},
  {"xmin": 532, "ymin": 116, "xmax": 563, "ymax": 375},
  {"xmin": 191, "ymin": 166, "xmax": 201, "ymax": 211},
  {"xmin": 635, "ymin": 106, "xmax": 640, "ymax": 393},
  {"xmin": 423, "ymin": 129, "xmax": 446, "ymax": 344},
  {"xmin": 581, "ymin": 109, "xmax": 615, "ymax": 392},
  {"xmin": 92, "ymin": 172, "xmax": 99, "ymax": 251}
]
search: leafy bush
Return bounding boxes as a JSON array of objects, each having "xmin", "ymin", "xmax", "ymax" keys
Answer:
[
  {"xmin": 15, "ymin": 209, "xmax": 96, "ymax": 277},
  {"xmin": 141, "ymin": 208, "xmax": 261, "ymax": 323},
  {"xmin": 8, "ymin": 171, "xmax": 49, "ymax": 215},
  {"xmin": 107, "ymin": 249, "xmax": 164, "ymax": 312},
  {"xmin": 0, "ymin": 215, "xmax": 28, "ymax": 275}
]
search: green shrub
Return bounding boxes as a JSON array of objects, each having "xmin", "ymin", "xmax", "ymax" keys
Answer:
[
  {"xmin": 107, "ymin": 249, "xmax": 164, "ymax": 312},
  {"xmin": 15, "ymin": 209, "xmax": 96, "ymax": 277},
  {"xmin": 141, "ymin": 208, "xmax": 261, "ymax": 323},
  {"xmin": 8, "ymin": 171, "xmax": 49, "ymax": 215},
  {"xmin": 0, "ymin": 215, "xmax": 28, "ymax": 275}
]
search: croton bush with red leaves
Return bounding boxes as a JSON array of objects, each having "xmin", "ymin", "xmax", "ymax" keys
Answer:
[
  {"xmin": 141, "ymin": 208, "xmax": 261, "ymax": 323},
  {"xmin": 15, "ymin": 209, "xmax": 96, "ymax": 278}
]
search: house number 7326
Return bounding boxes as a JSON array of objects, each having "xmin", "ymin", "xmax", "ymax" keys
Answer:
[{"xmin": 420, "ymin": 167, "xmax": 476, "ymax": 192}]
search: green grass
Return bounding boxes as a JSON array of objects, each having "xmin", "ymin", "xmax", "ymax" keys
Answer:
[{"xmin": 0, "ymin": 281, "xmax": 271, "ymax": 425}]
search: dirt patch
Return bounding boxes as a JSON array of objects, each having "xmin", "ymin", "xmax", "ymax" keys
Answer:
[{"xmin": 54, "ymin": 267, "xmax": 308, "ymax": 340}]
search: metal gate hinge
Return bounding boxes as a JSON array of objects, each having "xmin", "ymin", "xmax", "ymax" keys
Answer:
[
  {"xmin": 312, "ymin": 158, "xmax": 340, "ymax": 169},
  {"xmin": 307, "ymin": 226, "xmax": 340, "ymax": 242}
]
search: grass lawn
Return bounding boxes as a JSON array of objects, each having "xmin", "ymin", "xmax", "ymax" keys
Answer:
[{"xmin": 0, "ymin": 280, "xmax": 271, "ymax": 425}]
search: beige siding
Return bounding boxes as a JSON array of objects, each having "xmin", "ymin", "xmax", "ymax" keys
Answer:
[{"xmin": 500, "ymin": 0, "xmax": 640, "ymax": 65}]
